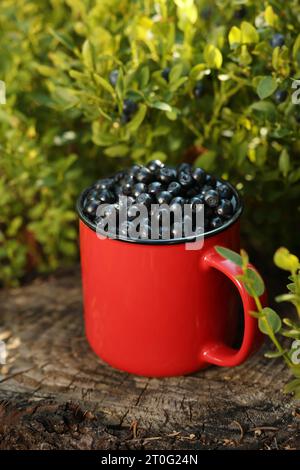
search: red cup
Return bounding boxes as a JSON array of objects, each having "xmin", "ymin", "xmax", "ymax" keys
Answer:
[{"xmin": 77, "ymin": 186, "xmax": 266, "ymax": 377}]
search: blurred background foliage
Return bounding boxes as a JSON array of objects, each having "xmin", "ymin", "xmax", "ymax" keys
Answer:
[{"xmin": 0, "ymin": 0, "xmax": 300, "ymax": 285}]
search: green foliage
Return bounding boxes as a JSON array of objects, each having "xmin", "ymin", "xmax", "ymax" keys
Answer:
[
  {"xmin": 1, "ymin": 0, "xmax": 300, "ymax": 283},
  {"xmin": 216, "ymin": 245, "xmax": 300, "ymax": 398}
]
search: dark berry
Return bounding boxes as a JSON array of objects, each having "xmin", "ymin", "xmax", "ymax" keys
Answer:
[
  {"xmin": 147, "ymin": 159, "xmax": 164, "ymax": 172},
  {"xmin": 234, "ymin": 5, "xmax": 247, "ymax": 19},
  {"xmin": 156, "ymin": 191, "xmax": 172, "ymax": 205},
  {"xmin": 178, "ymin": 171, "xmax": 193, "ymax": 188},
  {"xmin": 148, "ymin": 181, "xmax": 163, "ymax": 195},
  {"xmin": 217, "ymin": 183, "xmax": 232, "ymax": 199},
  {"xmin": 204, "ymin": 189, "xmax": 219, "ymax": 208},
  {"xmin": 194, "ymin": 81, "xmax": 204, "ymax": 98},
  {"xmin": 185, "ymin": 187, "xmax": 199, "ymax": 198},
  {"xmin": 270, "ymin": 33, "xmax": 285, "ymax": 48},
  {"xmin": 161, "ymin": 67, "xmax": 170, "ymax": 82},
  {"xmin": 274, "ymin": 89, "xmax": 288, "ymax": 103},
  {"xmin": 177, "ymin": 162, "xmax": 192, "ymax": 174},
  {"xmin": 192, "ymin": 167, "xmax": 206, "ymax": 185},
  {"xmin": 122, "ymin": 182, "xmax": 133, "ymax": 196},
  {"xmin": 136, "ymin": 192, "xmax": 152, "ymax": 208},
  {"xmin": 158, "ymin": 167, "xmax": 177, "ymax": 184},
  {"xmin": 210, "ymin": 216, "xmax": 223, "ymax": 229},
  {"xmin": 205, "ymin": 174, "xmax": 217, "ymax": 187},
  {"xmin": 189, "ymin": 196, "xmax": 204, "ymax": 213},
  {"xmin": 98, "ymin": 189, "xmax": 115, "ymax": 204},
  {"xmin": 95, "ymin": 178, "xmax": 114, "ymax": 190},
  {"xmin": 123, "ymin": 99, "xmax": 138, "ymax": 116},
  {"xmin": 114, "ymin": 171, "xmax": 125, "ymax": 183},
  {"xmin": 109, "ymin": 69, "xmax": 119, "ymax": 87},
  {"xmin": 136, "ymin": 167, "xmax": 152, "ymax": 183},
  {"xmin": 128, "ymin": 164, "xmax": 142, "ymax": 178},
  {"xmin": 132, "ymin": 182, "xmax": 147, "ymax": 198},
  {"xmin": 168, "ymin": 181, "xmax": 181, "ymax": 196},
  {"xmin": 216, "ymin": 199, "xmax": 233, "ymax": 217},
  {"xmin": 170, "ymin": 196, "xmax": 185, "ymax": 208},
  {"xmin": 84, "ymin": 199, "xmax": 100, "ymax": 216}
]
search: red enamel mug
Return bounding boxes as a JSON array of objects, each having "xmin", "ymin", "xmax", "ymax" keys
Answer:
[{"xmin": 77, "ymin": 185, "xmax": 266, "ymax": 377}]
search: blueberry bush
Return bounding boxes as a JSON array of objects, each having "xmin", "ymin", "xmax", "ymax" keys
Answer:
[{"xmin": 1, "ymin": 0, "xmax": 300, "ymax": 284}]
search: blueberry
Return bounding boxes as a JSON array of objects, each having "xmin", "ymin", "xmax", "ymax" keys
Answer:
[
  {"xmin": 192, "ymin": 167, "xmax": 206, "ymax": 185},
  {"xmin": 168, "ymin": 181, "xmax": 181, "ymax": 196},
  {"xmin": 85, "ymin": 190, "xmax": 98, "ymax": 203},
  {"xmin": 189, "ymin": 196, "xmax": 204, "ymax": 213},
  {"xmin": 161, "ymin": 67, "xmax": 170, "ymax": 82},
  {"xmin": 128, "ymin": 164, "xmax": 142, "ymax": 178},
  {"xmin": 98, "ymin": 189, "xmax": 115, "ymax": 204},
  {"xmin": 194, "ymin": 81, "xmax": 204, "ymax": 98},
  {"xmin": 210, "ymin": 216, "xmax": 223, "ymax": 229},
  {"xmin": 132, "ymin": 182, "xmax": 147, "ymax": 198},
  {"xmin": 205, "ymin": 174, "xmax": 217, "ymax": 187},
  {"xmin": 204, "ymin": 189, "xmax": 219, "ymax": 208},
  {"xmin": 122, "ymin": 182, "xmax": 133, "ymax": 196},
  {"xmin": 148, "ymin": 181, "xmax": 163, "ymax": 195},
  {"xmin": 136, "ymin": 167, "xmax": 152, "ymax": 183},
  {"xmin": 136, "ymin": 192, "xmax": 152, "ymax": 208},
  {"xmin": 234, "ymin": 5, "xmax": 247, "ymax": 19},
  {"xmin": 84, "ymin": 199, "xmax": 100, "ymax": 217},
  {"xmin": 170, "ymin": 196, "xmax": 185, "ymax": 207},
  {"xmin": 178, "ymin": 171, "xmax": 193, "ymax": 188},
  {"xmin": 95, "ymin": 178, "xmax": 114, "ymax": 190},
  {"xmin": 114, "ymin": 171, "xmax": 125, "ymax": 184},
  {"xmin": 274, "ymin": 89, "xmax": 288, "ymax": 103},
  {"xmin": 185, "ymin": 187, "xmax": 199, "ymax": 198},
  {"xmin": 201, "ymin": 184, "xmax": 213, "ymax": 195},
  {"xmin": 109, "ymin": 69, "xmax": 119, "ymax": 87},
  {"xmin": 156, "ymin": 190, "xmax": 172, "ymax": 205},
  {"xmin": 217, "ymin": 183, "xmax": 232, "ymax": 199},
  {"xmin": 147, "ymin": 159, "xmax": 164, "ymax": 172},
  {"xmin": 158, "ymin": 167, "xmax": 177, "ymax": 184},
  {"xmin": 177, "ymin": 162, "xmax": 192, "ymax": 174},
  {"xmin": 123, "ymin": 99, "xmax": 138, "ymax": 116},
  {"xmin": 216, "ymin": 199, "xmax": 233, "ymax": 217},
  {"xmin": 270, "ymin": 33, "xmax": 285, "ymax": 48},
  {"xmin": 114, "ymin": 185, "xmax": 124, "ymax": 197}
]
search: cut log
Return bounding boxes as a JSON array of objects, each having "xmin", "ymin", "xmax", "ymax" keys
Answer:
[{"xmin": 0, "ymin": 270, "xmax": 299, "ymax": 450}]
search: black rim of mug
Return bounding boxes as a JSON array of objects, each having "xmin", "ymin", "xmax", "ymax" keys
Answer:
[{"xmin": 76, "ymin": 180, "xmax": 243, "ymax": 245}]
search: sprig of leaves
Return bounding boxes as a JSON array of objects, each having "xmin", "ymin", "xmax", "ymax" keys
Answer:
[{"xmin": 215, "ymin": 246, "xmax": 300, "ymax": 398}]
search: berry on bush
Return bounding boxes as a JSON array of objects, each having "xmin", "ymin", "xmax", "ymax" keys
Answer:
[
  {"xmin": 270, "ymin": 33, "xmax": 285, "ymax": 48},
  {"xmin": 274, "ymin": 89, "xmax": 288, "ymax": 103}
]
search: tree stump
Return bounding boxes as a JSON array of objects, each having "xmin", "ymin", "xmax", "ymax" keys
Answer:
[{"xmin": 0, "ymin": 270, "xmax": 299, "ymax": 450}]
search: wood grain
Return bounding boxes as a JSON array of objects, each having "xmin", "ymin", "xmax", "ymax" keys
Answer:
[{"xmin": 0, "ymin": 271, "xmax": 299, "ymax": 450}]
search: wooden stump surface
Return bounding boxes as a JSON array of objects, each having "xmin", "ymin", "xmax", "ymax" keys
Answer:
[{"xmin": 0, "ymin": 269, "xmax": 299, "ymax": 450}]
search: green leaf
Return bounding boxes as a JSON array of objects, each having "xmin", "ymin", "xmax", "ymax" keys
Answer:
[
  {"xmin": 258, "ymin": 307, "xmax": 282, "ymax": 335},
  {"xmin": 82, "ymin": 40, "xmax": 95, "ymax": 70},
  {"xmin": 104, "ymin": 144, "xmax": 129, "ymax": 157},
  {"xmin": 139, "ymin": 66, "xmax": 150, "ymax": 88},
  {"xmin": 264, "ymin": 6, "xmax": 278, "ymax": 27},
  {"xmin": 284, "ymin": 378, "xmax": 300, "ymax": 394},
  {"xmin": 189, "ymin": 64, "xmax": 207, "ymax": 80},
  {"xmin": 150, "ymin": 101, "xmax": 173, "ymax": 112},
  {"xmin": 257, "ymin": 76, "xmax": 278, "ymax": 100},
  {"xmin": 274, "ymin": 247, "xmax": 300, "ymax": 272},
  {"xmin": 251, "ymin": 101, "xmax": 277, "ymax": 119},
  {"xmin": 169, "ymin": 63, "xmax": 183, "ymax": 83},
  {"xmin": 125, "ymin": 104, "xmax": 147, "ymax": 133},
  {"xmin": 215, "ymin": 246, "xmax": 243, "ymax": 267},
  {"xmin": 245, "ymin": 267, "xmax": 265, "ymax": 296},
  {"xmin": 287, "ymin": 283, "xmax": 296, "ymax": 293},
  {"xmin": 204, "ymin": 44, "xmax": 223, "ymax": 69},
  {"xmin": 93, "ymin": 74, "xmax": 115, "ymax": 97},
  {"xmin": 275, "ymin": 293, "xmax": 298, "ymax": 303},
  {"xmin": 169, "ymin": 76, "xmax": 188, "ymax": 92},
  {"xmin": 194, "ymin": 150, "xmax": 216, "ymax": 171},
  {"xmin": 279, "ymin": 149, "xmax": 290, "ymax": 178},
  {"xmin": 264, "ymin": 349, "xmax": 287, "ymax": 358},
  {"xmin": 241, "ymin": 21, "xmax": 259, "ymax": 44},
  {"xmin": 228, "ymin": 26, "xmax": 241, "ymax": 47}
]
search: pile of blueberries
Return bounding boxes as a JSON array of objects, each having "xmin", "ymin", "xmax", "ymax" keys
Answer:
[{"xmin": 81, "ymin": 161, "xmax": 239, "ymax": 241}]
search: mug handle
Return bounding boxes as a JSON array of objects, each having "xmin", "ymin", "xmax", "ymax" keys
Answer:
[{"xmin": 199, "ymin": 247, "xmax": 267, "ymax": 367}]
